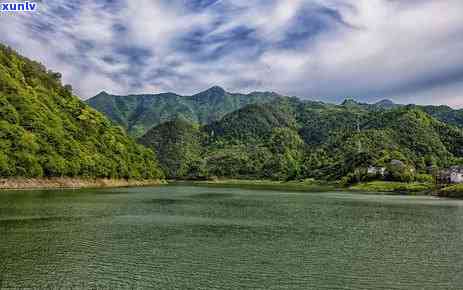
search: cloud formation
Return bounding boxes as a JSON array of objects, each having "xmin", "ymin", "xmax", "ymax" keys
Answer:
[{"xmin": 0, "ymin": 0, "xmax": 462, "ymax": 107}]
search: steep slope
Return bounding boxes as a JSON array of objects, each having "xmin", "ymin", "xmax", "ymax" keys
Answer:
[
  {"xmin": 138, "ymin": 118, "xmax": 204, "ymax": 179},
  {"xmin": 420, "ymin": 105, "xmax": 463, "ymax": 128},
  {"xmin": 89, "ymin": 82, "xmax": 463, "ymax": 139},
  {"xmin": 374, "ymin": 99, "xmax": 401, "ymax": 109},
  {"xmin": 339, "ymin": 98, "xmax": 463, "ymax": 128},
  {"xmin": 140, "ymin": 98, "xmax": 463, "ymax": 181},
  {"xmin": 86, "ymin": 86, "xmax": 279, "ymax": 137},
  {"xmin": 0, "ymin": 44, "xmax": 163, "ymax": 179},
  {"xmin": 204, "ymin": 99, "xmax": 298, "ymax": 143},
  {"xmin": 324, "ymin": 107, "xmax": 463, "ymax": 177}
]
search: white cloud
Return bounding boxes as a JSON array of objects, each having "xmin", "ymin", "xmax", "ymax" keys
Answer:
[{"xmin": 0, "ymin": 0, "xmax": 462, "ymax": 107}]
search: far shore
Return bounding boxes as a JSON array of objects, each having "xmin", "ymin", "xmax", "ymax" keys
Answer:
[
  {"xmin": 170, "ymin": 178, "xmax": 340, "ymax": 192},
  {"xmin": 0, "ymin": 177, "xmax": 165, "ymax": 191},
  {"xmin": 1, "ymin": 177, "xmax": 460, "ymax": 198},
  {"xmin": 171, "ymin": 179, "xmax": 447, "ymax": 196}
]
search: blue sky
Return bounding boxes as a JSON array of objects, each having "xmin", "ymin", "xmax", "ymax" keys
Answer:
[{"xmin": 1, "ymin": 0, "xmax": 463, "ymax": 107}]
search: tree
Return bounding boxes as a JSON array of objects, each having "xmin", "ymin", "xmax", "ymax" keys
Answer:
[
  {"xmin": 386, "ymin": 160, "xmax": 415, "ymax": 182},
  {"xmin": 263, "ymin": 128, "xmax": 304, "ymax": 180},
  {"xmin": 0, "ymin": 43, "xmax": 164, "ymax": 180}
]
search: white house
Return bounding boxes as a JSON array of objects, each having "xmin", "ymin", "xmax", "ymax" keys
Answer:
[
  {"xmin": 439, "ymin": 166, "xmax": 463, "ymax": 184},
  {"xmin": 367, "ymin": 166, "xmax": 386, "ymax": 176},
  {"xmin": 450, "ymin": 171, "xmax": 463, "ymax": 183}
]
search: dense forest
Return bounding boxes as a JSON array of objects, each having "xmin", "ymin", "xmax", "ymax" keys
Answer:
[
  {"xmin": 87, "ymin": 89, "xmax": 463, "ymax": 140},
  {"xmin": 139, "ymin": 97, "xmax": 463, "ymax": 183},
  {"xmin": 3, "ymin": 42, "xmax": 463, "ymax": 185},
  {"xmin": 87, "ymin": 86, "xmax": 279, "ymax": 137},
  {"xmin": 0, "ymin": 44, "xmax": 164, "ymax": 179}
]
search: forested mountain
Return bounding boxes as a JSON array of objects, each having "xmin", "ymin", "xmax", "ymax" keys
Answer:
[
  {"xmin": 86, "ymin": 86, "xmax": 279, "ymax": 137},
  {"xmin": 0, "ymin": 44, "xmax": 163, "ymax": 179},
  {"xmin": 138, "ymin": 118, "xmax": 204, "ymax": 179},
  {"xmin": 340, "ymin": 98, "xmax": 463, "ymax": 128},
  {"xmin": 140, "ymin": 97, "xmax": 463, "ymax": 182},
  {"xmin": 3, "ymin": 41, "xmax": 461, "ymax": 185},
  {"xmin": 88, "ymin": 86, "xmax": 463, "ymax": 141},
  {"xmin": 420, "ymin": 105, "xmax": 463, "ymax": 128}
]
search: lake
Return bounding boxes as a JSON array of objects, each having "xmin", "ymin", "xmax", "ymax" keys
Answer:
[{"xmin": 1, "ymin": 185, "xmax": 463, "ymax": 289}]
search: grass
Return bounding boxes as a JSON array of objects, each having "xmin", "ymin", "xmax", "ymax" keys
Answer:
[
  {"xmin": 437, "ymin": 184, "xmax": 463, "ymax": 198},
  {"xmin": 0, "ymin": 178, "xmax": 165, "ymax": 190},
  {"xmin": 172, "ymin": 179, "xmax": 441, "ymax": 196},
  {"xmin": 349, "ymin": 181, "xmax": 434, "ymax": 194},
  {"xmin": 172, "ymin": 179, "xmax": 339, "ymax": 192}
]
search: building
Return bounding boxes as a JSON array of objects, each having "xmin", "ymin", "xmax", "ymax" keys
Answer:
[
  {"xmin": 438, "ymin": 166, "xmax": 463, "ymax": 184},
  {"xmin": 367, "ymin": 166, "xmax": 386, "ymax": 176}
]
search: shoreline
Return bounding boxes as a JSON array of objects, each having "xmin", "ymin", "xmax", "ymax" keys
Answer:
[
  {"xmin": 170, "ymin": 179, "xmax": 341, "ymax": 192},
  {"xmin": 171, "ymin": 179, "xmax": 438, "ymax": 195},
  {"xmin": 1, "ymin": 177, "xmax": 458, "ymax": 198},
  {"xmin": 0, "ymin": 177, "xmax": 165, "ymax": 191}
]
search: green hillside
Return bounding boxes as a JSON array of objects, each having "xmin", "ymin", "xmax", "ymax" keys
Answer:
[
  {"xmin": 86, "ymin": 86, "xmax": 279, "ymax": 137},
  {"xmin": 339, "ymin": 98, "xmax": 463, "ymax": 128},
  {"xmin": 138, "ymin": 118, "xmax": 204, "ymax": 179},
  {"xmin": 140, "ymin": 97, "xmax": 463, "ymax": 181},
  {"xmin": 0, "ymin": 44, "xmax": 164, "ymax": 179},
  {"xmin": 420, "ymin": 105, "xmax": 463, "ymax": 128},
  {"xmin": 88, "ymin": 84, "xmax": 463, "ymax": 141}
]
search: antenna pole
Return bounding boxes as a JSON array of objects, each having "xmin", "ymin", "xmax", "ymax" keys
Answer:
[{"xmin": 357, "ymin": 116, "xmax": 362, "ymax": 153}]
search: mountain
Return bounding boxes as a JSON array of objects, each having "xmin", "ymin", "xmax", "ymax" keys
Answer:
[
  {"xmin": 205, "ymin": 100, "xmax": 298, "ymax": 142},
  {"xmin": 374, "ymin": 99, "xmax": 401, "ymax": 109},
  {"xmin": 340, "ymin": 98, "xmax": 365, "ymax": 108},
  {"xmin": 0, "ymin": 44, "xmax": 163, "ymax": 179},
  {"xmin": 138, "ymin": 118, "xmax": 204, "ymax": 179},
  {"xmin": 420, "ymin": 105, "xmax": 463, "ymax": 128},
  {"xmin": 86, "ymin": 87, "xmax": 280, "ymax": 137},
  {"xmin": 88, "ymin": 85, "xmax": 463, "ymax": 139},
  {"xmin": 338, "ymin": 98, "xmax": 463, "ymax": 128},
  {"xmin": 340, "ymin": 98, "xmax": 401, "ymax": 111},
  {"xmin": 140, "ymin": 97, "xmax": 463, "ymax": 181}
]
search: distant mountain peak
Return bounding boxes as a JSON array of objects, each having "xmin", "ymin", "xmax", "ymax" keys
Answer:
[
  {"xmin": 375, "ymin": 99, "xmax": 395, "ymax": 105},
  {"xmin": 340, "ymin": 98, "xmax": 401, "ymax": 110},
  {"xmin": 249, "ymin": 91, "xmax": 281, "ymax": 97},
  {"xmin": 191, "ymin": 86, "xmax": 228, "ymax": 102},
  {"xmin": 95, "ymin": 90, "xmax": 110, "ymax": 97},
  {"xmin": 341, "ymin": 98, "xmax": 361, "ymax": 106},
  {"xmin": 201, "ymin": 86, "xmax": 226, "ymax": 95},
  {"xmin": 374, "ymin": 99, "xmax": 400, "ymax": 109}
]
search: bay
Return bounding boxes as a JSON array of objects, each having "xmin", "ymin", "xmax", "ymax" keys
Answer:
[{"xmin": 1, "ymin": 185, "xmax": 463, "ymax": 289}]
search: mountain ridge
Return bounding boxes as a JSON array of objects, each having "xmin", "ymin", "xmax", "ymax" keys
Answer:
[
  {"xmin": 88, "ymin": 88, "xmax": 463, "ymax": 138},
  {"xmin": 0, "ymin": 43, "xmax": 164, "ymax": 180},
  {"xmin": 139, "ymin": 96, "xmax": 463, "ymax": 181},
  {"xmin": 87, "ymin": 86, "xmax": 281, "ymax": 137}
]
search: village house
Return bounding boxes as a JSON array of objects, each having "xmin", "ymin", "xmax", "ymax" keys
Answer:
[
  {"xmin": 367, "ymin": 166, "xmax": 386, "ymax": 176},
  {"xmin": 367, "ymin": 160, "xmax": 415, "ymax": 179},
  {"xmin": 438, "ymin": 166, "xmax": 463, "ymax": 184}
]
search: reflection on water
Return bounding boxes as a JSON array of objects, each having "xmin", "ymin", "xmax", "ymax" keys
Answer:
[{"xmin": 1, "ymin": 186, "xmax": 463, "ymax": 289}]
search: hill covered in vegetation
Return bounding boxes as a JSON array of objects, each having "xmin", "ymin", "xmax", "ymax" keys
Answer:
[
  {"xmin": 0, "ymin": 44, "xmax": 164, "ymax": 180},
  {"xmin": 339, "ymin": 98, "xmax": 463, "ymax": 128},
  {"xmin": 138, "ymin": 118, "xmax": 204, "ymax": 179},
  {"xmin": 139, "ymin": 97, "xmax": 463, "ymax": 182},
  {"xmin": 88, "ymin": 86, "xmax": 463, "ymax": 141},
  {"xmin": 86, "ymin": 86, "xmax": 279, "ymax": 137}
]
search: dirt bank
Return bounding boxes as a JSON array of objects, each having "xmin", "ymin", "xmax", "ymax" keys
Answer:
[{"xmin": 0, "ymin": 177, "xmax": 165, "ymax": 190}]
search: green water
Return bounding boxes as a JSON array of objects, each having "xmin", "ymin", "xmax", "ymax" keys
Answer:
[{"xmin": 1, "ymin": 185, "xmax": 463, "ymax": 289}]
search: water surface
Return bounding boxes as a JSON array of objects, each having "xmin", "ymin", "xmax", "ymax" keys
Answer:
[{"xmin": 1, "ymin": 185, "xmax": 463, "ymax": 289}]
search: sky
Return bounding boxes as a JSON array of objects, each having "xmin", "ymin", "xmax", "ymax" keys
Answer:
[{"xmin": 1, "ymin": 0, "xmax": 463, "ymax": 107}]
